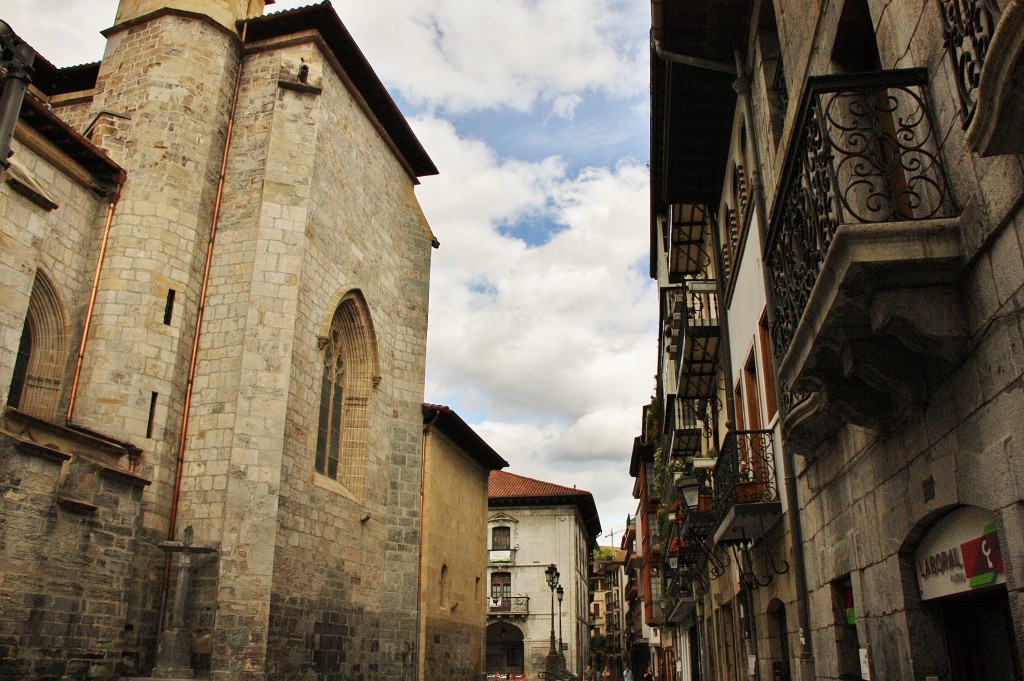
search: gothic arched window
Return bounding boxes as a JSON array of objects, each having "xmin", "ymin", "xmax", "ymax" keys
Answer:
[
  {"xmin": 8, "ymin": 271, "xmax": 68, "ymax": 421},
  {"xmin": 315, "ymin": 291, "xmax": 378, "ymax": 498}
]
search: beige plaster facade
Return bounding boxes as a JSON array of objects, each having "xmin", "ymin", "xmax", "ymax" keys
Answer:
[{"xmin": 419, "ymin": 405, "xmax": 508, "ymax": 681}]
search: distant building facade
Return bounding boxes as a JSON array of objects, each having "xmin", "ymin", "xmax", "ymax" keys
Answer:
[
  {"xmin": 486, "ymin": 471, "xmax": 601, "ymax": 679},
  {"xmin": 644, "ymin": 1, "xmax": 1024, "ymax": 681},
  {"xmin": 590, "ymin": 547, "xmax": 628, "ymax": 677},
  {"xmin": 420, "ymin": 404, "xmax": 509, "ymax": 681},
  {"xmin": 0, "ymin": 1, "xmax": 438, "ymax": 679}
]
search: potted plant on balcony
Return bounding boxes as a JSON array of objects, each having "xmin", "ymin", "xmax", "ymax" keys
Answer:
[{"xmin": 735, "ymin": 466, "xmax": 762, "ymax": 504}]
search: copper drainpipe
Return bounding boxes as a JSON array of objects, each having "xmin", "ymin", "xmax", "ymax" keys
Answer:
[
  {"xmin": 67, "ymin": 172, "xmax": 127, "ymax": 438},
  {"xmin": 160, "ymin": 20, "xmax": 249, "ymax": 615}
]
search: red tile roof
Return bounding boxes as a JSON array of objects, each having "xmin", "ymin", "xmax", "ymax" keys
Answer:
[
  {"xmin": 488, "ymin": 470, "xmax": 590, "ymax": 498},
  {"xmin": 488, "ymin": 471, "xmax": 602, "ymax": 540}
]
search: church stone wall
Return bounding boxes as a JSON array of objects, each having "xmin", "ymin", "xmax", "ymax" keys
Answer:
[
  {"xmin": 0, "ymin": 440, "xmax": 145, "ymax": 681},
  {"xmin": 1, "ymin": 3, "xmax": 435, "ymax": 678}
]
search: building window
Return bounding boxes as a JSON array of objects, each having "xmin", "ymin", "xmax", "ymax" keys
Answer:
[
  {"xmin": 315, "ymin": 291, "xmax": 378, "ymax": 498},
  {"xmin": 491, "ymin": 572, "xmax": 511, "ymax": 601},
  {"xmin": 758, "ymin": 311, "xmax": 778, "ymax": 419},
  {"xmin": 440, "ymin": 564, "xmax": 450, "ymax": 608},
  {"xmin": 8, "ymin": 271, "xmax": 68, "ymax": 421},
  {"xmin": 757, "ymin": 0, "xmax": 787, "ymax": 145},
  {"xmin": 492, "ymin": 526, "xmax": 511, "ymax": 550}
]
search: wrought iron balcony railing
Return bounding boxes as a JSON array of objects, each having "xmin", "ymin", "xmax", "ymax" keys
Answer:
[
  {"xmin": 938, "ymin": 0, "xmax": 1002, "ymax": 125},
  {"xmin": 676, "ymin": 278, "xmax": 720, "ymax": 399},
  {"xmin": 711, "ymin": 429, "xmax": 778, "ymax": 514},
  {"xmin": 488, "ymin": 596, "xmax": 530, "ymax": 615},
  {"xmin": 765, "ymin": 68, "xmax": 955, "ymax": 365},
  {"xmin": 666, "ymin": 203, "xmax": 713, "ymax": 281},
  {"xmin": 663, "ymin": 286, "xmax": 687, "ymax": 360}
]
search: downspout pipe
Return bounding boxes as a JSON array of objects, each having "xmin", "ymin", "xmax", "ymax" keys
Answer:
[
  {"xmin": 733, "ymin": 50, "xmax": 816, "ymax": 681},
  {"xmin": 160, "ymin": 19, "xmax": 250, "ymax": 625},
  {"xmin": 68, "ymin": 174, "xmax": 127, "ymax": 427},
  {"xmin": 651, "ymin": 35, "xmax": 736, "ymax": 75}
]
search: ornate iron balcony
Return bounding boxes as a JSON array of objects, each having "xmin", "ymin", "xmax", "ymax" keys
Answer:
[
  {"xmin": 488, "ymin": 596, "xmax": 530, "ymax": 615},
  {"xmin": 765, "ymin": 68, "xmax": 955, "ymax": 365},
  {"xmin": 666, "ymin": 203, "xmax": 713, "ymax": 281},
  {"xmin": 676, "ymin": 278, "xmax": 720, "ymax": 399},
  {"xmin": 664, "ymin": 397, "xmax": 702, "ymax": 468},
  {"xmin": 710, "ymin": 429, "xmax": 783, "ymax": 545},
  {"xmin": 938, "ymin": 0, "xmax": 1002, "ymax": 125},
  {"xmin": 712, "ymin": 430, "xmax": 777, "ymax": 506}
]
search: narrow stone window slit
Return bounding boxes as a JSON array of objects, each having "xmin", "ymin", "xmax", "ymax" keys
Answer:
[
  {"xmin": 163, "ymin": 289, "xmax": 176, "ymax": 325},
  {"xmin": 146, "ymin": 392, "xmax": 158, "ymax": 438}
]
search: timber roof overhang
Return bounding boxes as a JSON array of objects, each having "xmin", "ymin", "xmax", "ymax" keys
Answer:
[
  {"xmin": 649, "ymin": 0, "xmax": 749, "ymax": 277},
  {"xmin": 423, "ymin": 403, "xmax": 509, "ymax": 471}
]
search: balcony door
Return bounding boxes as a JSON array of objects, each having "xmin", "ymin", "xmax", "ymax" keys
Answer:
[{"xmin": 491, "ymin": 571, "xmax": 511, "ymax": 609}]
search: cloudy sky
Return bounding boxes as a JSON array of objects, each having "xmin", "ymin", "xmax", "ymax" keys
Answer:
[{"xmin": 4, "ymin": 0, "xmax": 656, "ymax": 542}]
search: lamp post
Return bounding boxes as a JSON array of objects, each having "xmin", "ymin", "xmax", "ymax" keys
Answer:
[
  {"xmin": 0, "ymin": 19, "xmax": 35, "ymax": 179},
  {"xmin": 556, "ymin": 584, "xmax": 565, "ymax": 671},
  {"xmin": 545, "ymin": 564, "xmax": 561, "ymax": 676}
]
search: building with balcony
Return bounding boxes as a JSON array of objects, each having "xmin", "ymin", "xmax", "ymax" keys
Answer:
[
  {"xmin": 486, "ymin": 471, "xmax": 602, "ymax": 679},
  {"xmin": 628, "ymin": 428, "xmax": 669, "ymax": 679},
  {"xmin": 420, "ymin": 404, "xmax": 509, "ymax": 681},
  {"xmin": 591, "ymin": 547, "xmax": 628, "ymax": 677},
  {"xmin": 644, "ymin": 1, "xmax": 1024, "ymax": 680},
  {"xmin": 621, "ymin": 515, "xmax": 653, "ymax": 678}
]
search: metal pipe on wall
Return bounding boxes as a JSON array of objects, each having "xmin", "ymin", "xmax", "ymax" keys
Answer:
[{"xmin": 733, "ymin": 48, "xmax": 816, "ymax": 681}]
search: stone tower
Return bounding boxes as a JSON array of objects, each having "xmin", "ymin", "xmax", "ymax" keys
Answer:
[{"xmin": 0, "ymin": 0, "xmax": 437, "ymax": 678}]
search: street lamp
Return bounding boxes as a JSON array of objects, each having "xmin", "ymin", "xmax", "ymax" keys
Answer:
[
  {"xmin": 0, "ymin": 19, "xmax": 36, "ymax": 179},
  {"xmin": 556, "ymin": 584, "xmax": 565, "ymax": 670},
  {"xmin": 544, "ymin": 564, "xmax": 560, "ymax": 675},
  {"xmin": 676, "ymin": 474, "xmax": 700, "ymax": 510}
]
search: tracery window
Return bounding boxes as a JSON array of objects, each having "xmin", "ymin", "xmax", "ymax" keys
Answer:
[{"xmin": 315, "ymin": 291, "xmax": 378, "ymax": 498}]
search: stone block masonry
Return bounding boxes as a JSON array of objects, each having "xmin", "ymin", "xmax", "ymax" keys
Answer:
[
  {"xmin": 0, "ymin": 441, "xmax": 146, "ymax": 681},
  {"xmin": 0, "ymin": 2, "xmax": 437, "ymax": 678}
]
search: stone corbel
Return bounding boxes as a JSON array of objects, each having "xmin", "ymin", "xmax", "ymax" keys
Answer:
[
  {"xmin": 868, "ymin": 287, "xmax": 967, "ymax": 367},
  {"xmin": 966, "ymin": 0, "xmax": 1024, "ymax": 156}
]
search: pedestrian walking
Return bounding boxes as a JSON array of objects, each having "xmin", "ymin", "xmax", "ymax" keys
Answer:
[{"xmin": 623, "ymin": 666, "xmax": 633, "ymax": 681}]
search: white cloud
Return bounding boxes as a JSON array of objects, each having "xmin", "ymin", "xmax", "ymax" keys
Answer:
[
  {"xmin": 414, "ymin": 116, "xmax": 656, "ymax": 535},
  {"xmin": 550, "ymin": 94, "xmax": 583, "ymax": 120},
  {"xmin": 4, "ymin": 0, "xmax": 115, "ymax": 66},
  {"xmin": 333, "ymin": 0, "xmax": 648, "ymax": 113}
]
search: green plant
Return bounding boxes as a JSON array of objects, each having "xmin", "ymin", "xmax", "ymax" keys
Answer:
[{"xmin": 653, "ymin": 446, "xmax": 665, "ymax": 490}]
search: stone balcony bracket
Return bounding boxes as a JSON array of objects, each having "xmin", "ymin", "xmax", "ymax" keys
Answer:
[{"xmin": 779, "ymin": 216, "xmax": 967, "ymax": 456}]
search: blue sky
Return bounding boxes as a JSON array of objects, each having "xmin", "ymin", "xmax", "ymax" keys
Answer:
[{"xmin": 4, "ymin": 0, "xmax": 656, "ymax": 541}]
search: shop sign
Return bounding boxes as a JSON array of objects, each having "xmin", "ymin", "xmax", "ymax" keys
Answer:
[{"xmin": 915, "ymin": 506, "xmax": 1005, "ymax": 601}]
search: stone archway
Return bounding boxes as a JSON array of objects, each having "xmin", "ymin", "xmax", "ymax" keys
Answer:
[{"xmin": 486, "ymin": 621, "xmax": 525, "ymax": 677}]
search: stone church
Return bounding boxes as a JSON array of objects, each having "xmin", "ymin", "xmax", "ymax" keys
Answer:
[{"xmin": 0, "ymin": 1, "xmax": 437, "ymax": 679}]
